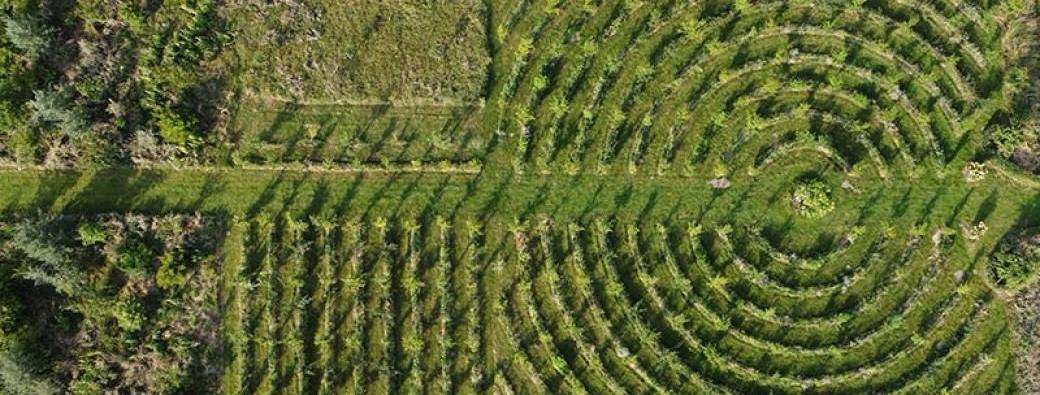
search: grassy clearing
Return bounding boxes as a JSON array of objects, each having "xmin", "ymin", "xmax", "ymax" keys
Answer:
[
  {"xmin": 216, "ymin": 0, "xmax": 489, "ymax": 103},
  {"xmin": 211, "ymin": 0, "xmax": 492, "ymax": 167}
]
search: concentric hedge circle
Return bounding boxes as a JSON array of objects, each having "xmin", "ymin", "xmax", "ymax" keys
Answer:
[{"xmin": 487, "ymin": 0, "xmax": 1025, "ymax": 179}]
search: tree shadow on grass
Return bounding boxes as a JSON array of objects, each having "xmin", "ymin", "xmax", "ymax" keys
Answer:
[
  {"xmin": 475, "ymin": 172, "xmax": 515, "ymax": 224},
  {"xmin": 578, "ymin": 181, "xmax": 606, "ymax": 223},
  {"xmin": 246, "ymin": 172, "xmax": 288, "ymax": 218},
  {"xmin": 972, "ymin": 189, "xmax": 1000, "ymax": 224},
  {"xmin": 515, "ymin": 178, "xmax": 551, "ymax": 222},
  {"xmin": 892, "ymin": 186, "xmax": 914, "ymax": 218},
  {"xmin": 419, "ymin": 175, "xmax": 453, "ymax": 223},
  {"xmin": 853, "ymin": 189, "xmax": 884, "ymax": 225},
  {"xmin": 303, "ymin": 178, "xmax": 331, "ymax": 218},
  {"xmin": 257, "ymin": 102, "xmax": 303, "ymax": 142},
  {"xmin": 59, "ymin": 168, "xmax": 166, "ymax": 213},
  {"xmin": 945, "ymin": 188, "xmax": 976, "ymax": 227},
  {"xmin": 610, "ymin": 184, "xmax": 636, "ymax": 219},
  {"xmin": 388, "ymin": 172, "xmax": 424, "ymax": 218},
  {"xmin": 25, "ymin": 170, "xmax": 79, "ymax": 213},
  {"xmin": 187, "ymin": 173, "xmax": 229, "ymax": 212},
  {"xmin": 915, "ymin": 184, "xmax": 949, "ymax": 225},
  {"xmin": 332, "ymin": 174, "xmax": 366, "ymax": 218},
  {"xmin": 273, "ymin": 174, "xmax": 309, "ymax": 219},
  {"xmin": 361, "ymin": 172, "xmax": 404, "ymax": 221}
]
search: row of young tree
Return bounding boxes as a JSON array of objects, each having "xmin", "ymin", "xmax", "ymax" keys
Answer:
[
  {"xmin": 214, "ymin": 214, "xmax": 1016, "ymax": 394},
  {"xmin": 487, "ymin": 0, "xmax": 1035, "ymax": 177},
  {"xmin": 0, "ymin": 0, "xmax": 229, "ymax": 167},
  {"xmin": 0, "ymin": 211, "xmax": 1027, "ymax": 393}
]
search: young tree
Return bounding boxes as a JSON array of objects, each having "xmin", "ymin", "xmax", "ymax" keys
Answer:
[
  {"xmin": 28, "ymin": 88, "xmax": 88, "ymax": 139},
  {"xmin": 0, "ymin": 350, "xmax": 59, "ymax": 395},
  {"xmin": 2, "ymin": 14, "xmax": 51, "ymax": 61}
]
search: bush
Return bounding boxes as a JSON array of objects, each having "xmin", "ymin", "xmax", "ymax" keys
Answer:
[
  {"xmin": 28, "ymin": 89, "xmax": 89, "ymax": 139},
  {"xmin": 154, "ymin": 106, "xmax": 195, "ymax": 147},
  {"xmin": 112, "ymin": 297, "xmax": 144, "ymax": 334},
  {"xmin": 990, "ymin": 228, "xmax": 1040, "ymax": 289},
  {"xmin": 155, "ymin": 250, "xmax": 188, "ymax": 290},
  {"xmin": 791, "ymin": 180, "xmax": 835, "ymax": 218},
  {"xmin": 0, "ymin": 350, "xmax": 58, "ymax": 395},
  {"xmin": 76, "ymin": 222, "xmax": 107, "ymax": 246},
  {"xmin": 991, "ymin": 121, "xmax": 1040, "ymax": 173},
  {"xmin": 1, "ymin": 214, "xmax": 220, "ymax": 393},
  {"xmin": 116, "ymin": 239, "xmax": 153, "ymax": 276},
  {"xmin": 1, "ymin": 109, "xmax": 33, "ymax": 163},
  {"xmin": 1, "ymin": 13, "xmax": 51, "ymax": 61}
]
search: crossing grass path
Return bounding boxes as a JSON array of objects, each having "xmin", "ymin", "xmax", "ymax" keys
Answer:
[
  {"xmin": 6, "ymin": 0, "xmax": 1040, "ymax": 393},
  {"xmin": 1, "ymin": 163, "xmax": 1035, "ymax": 232}
]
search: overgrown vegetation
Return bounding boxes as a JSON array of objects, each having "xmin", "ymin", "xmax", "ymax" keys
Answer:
[
  {"xmin": 990, "ymin": 226, "xmax": 1040, "ymax": 289},
  {"xmin": 217, "ymin": 0, "xmax": 489, "ymax": 103},
  {"xmin": 0, "ymin": 214, "xmax": 221, "ymax": 393},
  {"xmin": 1012, "ymin": 283, "xmax": 1040, "ymax": 394},
  {"xmin": 0, "ymin": 0, "xmax": 230, "ymax": 167},
  {"xmin": 792, "ymin": 178, "xmax": 835, "ymax": 218}
]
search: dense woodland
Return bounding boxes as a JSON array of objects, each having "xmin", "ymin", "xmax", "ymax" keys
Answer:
[
  {"xmin": 0, "ymin": 0, "xmax": 229, "ymax": 166},
  {"xmin": 0, "ymin": 214, "xmax": 220, "ymax": 393}
]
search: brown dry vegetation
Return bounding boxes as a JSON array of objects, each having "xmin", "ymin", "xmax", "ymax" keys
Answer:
[{"xmin": 1013, "ymin": 284, "xmax": 1040, "ymax": 393}]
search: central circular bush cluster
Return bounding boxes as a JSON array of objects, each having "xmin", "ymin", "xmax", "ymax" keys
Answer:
[{"xmin": 792, "ymin": 180, "xmax": 835, "ymax": 218}]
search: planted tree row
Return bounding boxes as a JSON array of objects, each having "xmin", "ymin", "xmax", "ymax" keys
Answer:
[
  {"xmin": 486, "ymin": 0, "xmax": 1030, "ymax": 177},
  {"xmin": 217, "ymin": 215, "xmax": 1016, "ymax": 394}
]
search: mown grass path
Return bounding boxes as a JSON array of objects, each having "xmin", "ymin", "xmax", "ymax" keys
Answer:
[{"xmin": 2, "ymin": 161, "xmax": 1036, "ymax": 249}]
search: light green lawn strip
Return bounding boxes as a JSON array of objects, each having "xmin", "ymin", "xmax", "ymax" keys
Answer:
[{"xmin": 0, "ymin": 161, "xmax": 1034, "ymax": 253}]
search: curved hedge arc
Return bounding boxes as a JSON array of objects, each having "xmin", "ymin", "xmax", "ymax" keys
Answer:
[
  {"xmin": 486, "ymin": 0, "xmax": 1026, "ymax": 179},
  {"xmin": 215, "ymin": 215, "xmax": 1018, "ymax": 394}
]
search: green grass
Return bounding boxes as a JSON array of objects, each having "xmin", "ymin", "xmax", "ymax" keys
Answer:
[
  {"xmin": 213, "ymin": 0, "xmax": 492, "ymax": 167},
  {"xmin": 216, "ymin": 0, "xmax": 490, "ymax": 103},
  {"xmin": 225, "ymin": 102, "xmax": 486, "ymax": 166},
  {"xmin": 0, "ymin": 163, "xmax": 1035, "ymax": 253}
]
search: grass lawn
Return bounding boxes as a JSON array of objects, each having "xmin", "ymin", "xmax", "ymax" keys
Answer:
[{"xmin": 217, "ymin": 0, "xmax": 490, "ymax": 103}]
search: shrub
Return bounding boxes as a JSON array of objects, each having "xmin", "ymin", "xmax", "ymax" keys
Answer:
[
  {"xmin": 116, "ymin": 239, "xmax": 153, "ymax": 276},
  {"xmin": 792, "ymin": 180, "xmax": 835, "ymax": 218},
  {"xmin": 2, "ymin": 13, "xmax": 51, "ymax": 61},
  {"xmin": 990, "ymin": 121, "xmax": 1040, "ymax": 172},
  {"xmin": 112, "ymin": 297, "xmax": 144, "ymax": 334},
  {"xmin": 76, "ymin": 222, "xmax": 108, "ymax": 246},
  {"xmin": 155, "ymin": 250, "xmax": 188, "ymax": 290},
  {"xmin": 0, "ymin": 350, "xmax": 58, "ymax": 395},
  {"xmin": 1, "ymin": 111, "xmax": 33, "ymax": 163},
  {"xmin": 155, "ymin": 106, "xmax": 195, "ymax": 147},
  {"xmin": 990, "ymin": 228, "xmax": 1040, "ymax": 289},
  {"xmin": 28, "ymin": 89, "xmax": 89, "ymax": 139}
]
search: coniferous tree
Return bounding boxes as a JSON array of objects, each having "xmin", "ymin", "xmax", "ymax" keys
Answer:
[
  {"xmin": 0, "ymin": 350, "xmax": 59, "ymax": 395},
  {"xmin": 1, "ymin": 14, "xmax": 51, "ymax": 61}
]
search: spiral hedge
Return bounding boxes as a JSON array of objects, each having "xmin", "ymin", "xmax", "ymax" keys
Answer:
[{"xmin": 484, "ymin": 0, "xmax": 1029, "ymax": 178}]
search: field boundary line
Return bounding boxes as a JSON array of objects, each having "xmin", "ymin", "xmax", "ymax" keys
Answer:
[
  {"xmin": 0, "ymin": 163, "xmax": 485, "ymax": 175},
  {"xmin": 238, "ymin": 94, "xmax": 487, "ymax": 109}
]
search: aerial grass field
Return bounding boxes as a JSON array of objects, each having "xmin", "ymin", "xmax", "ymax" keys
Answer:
[{"xmin": 0, "ymin": 0, "xmax": 1039, "ymax": 394}]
